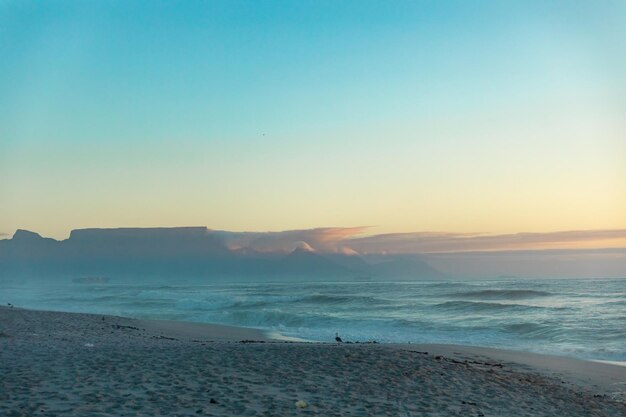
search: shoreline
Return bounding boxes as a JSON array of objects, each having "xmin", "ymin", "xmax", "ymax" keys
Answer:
[
  {"xmin": 2, "ymin": 306, "xmax": 625, "ymax": 416},
  {"xmin": 2, "ymin": 306, "xmax": 625, "ymax": 394}
]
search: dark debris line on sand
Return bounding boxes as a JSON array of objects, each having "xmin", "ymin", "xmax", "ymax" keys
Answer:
[{"xmin": 1, "ymin": 307, "xmax": 625, "ymax": 417}]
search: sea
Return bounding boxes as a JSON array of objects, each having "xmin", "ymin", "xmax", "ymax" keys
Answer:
[{"xmin": 2, "ymin": 277, "xmax": 624, "ymax": 362}]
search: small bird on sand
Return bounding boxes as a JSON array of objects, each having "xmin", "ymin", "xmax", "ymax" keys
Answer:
[{"xmin": 335, "ymin": 332, "xmax": 343, "ymax": 343}]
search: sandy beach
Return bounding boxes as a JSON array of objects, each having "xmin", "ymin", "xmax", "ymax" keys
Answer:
[{"xmin": 1, "ymin": 306, "xmax": 624, "ymax": 417}]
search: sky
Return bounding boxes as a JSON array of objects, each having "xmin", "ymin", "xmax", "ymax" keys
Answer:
[{"xmin": 1, "ymin": 1, "xmax": 625, "ymax": 244}]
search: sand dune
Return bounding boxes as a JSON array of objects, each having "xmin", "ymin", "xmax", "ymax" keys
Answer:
[{"xmin": 1, "ymin": 306, "xmax": 624, "ymax": 416}]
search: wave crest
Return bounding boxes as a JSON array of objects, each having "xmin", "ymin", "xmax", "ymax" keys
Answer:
[
  {"xmin": 449, "ymin": 289, "xmax": 553, "ymax": 300},
  {"xmin": 433, "ymin": 300, "xmax": 540, "ymax": 313}
]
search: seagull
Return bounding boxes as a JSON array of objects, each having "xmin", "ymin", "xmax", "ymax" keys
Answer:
[{"xmin": 335, "ymin": 332, "xmax": 343, "ymax": 343}]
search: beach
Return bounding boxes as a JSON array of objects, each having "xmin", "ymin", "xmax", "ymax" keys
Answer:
[{"xmin": 1, "ymin": 306, "xmax": 625, "ymax": 417}]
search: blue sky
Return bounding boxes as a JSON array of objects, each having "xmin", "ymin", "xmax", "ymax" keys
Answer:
[{"xmin": 1, "ymin": 1, "xmax": 625, "ymax": 239}]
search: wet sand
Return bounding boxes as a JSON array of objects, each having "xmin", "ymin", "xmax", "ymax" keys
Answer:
[{"xmin": 1, "ymin": 306, "xmax": 624, "ymax": 416}]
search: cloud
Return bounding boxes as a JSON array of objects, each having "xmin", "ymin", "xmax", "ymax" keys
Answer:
[
  {"xmin": 210, "ymin": 227, "xmax": 369, "ymax": 253},
  {"xmin": 210, "ymin": 227, "xmax": 626, "ymax": 254},
  {"xmin": 345, "ymin": 229, "xmax": 626, "ymax": 254}
]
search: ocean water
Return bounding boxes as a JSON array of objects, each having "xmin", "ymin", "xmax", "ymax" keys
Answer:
[{"xmin": 2, "ymin": 278, "xmax": 624, "ymax": 362}]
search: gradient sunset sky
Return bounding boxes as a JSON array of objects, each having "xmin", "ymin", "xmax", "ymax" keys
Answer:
[{"xmin": 1, "ymin": 1, "xmax": 625, "ymax": 243}]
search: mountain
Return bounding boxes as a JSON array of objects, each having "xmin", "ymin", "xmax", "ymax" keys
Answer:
[
  {"xmin": 0, "ymin": 227, "xmax": 444, "ymax": 282},
  {"xmin": 272, "ymin": 247, "xmax": 351, "ymax": 277},
  {"xmin": 366, "ymin": 254, "xmax": 445, "ymax": 280},
  {"xmin": 323, "ymin": 252, "xmax": 371, "ymax": 275}
]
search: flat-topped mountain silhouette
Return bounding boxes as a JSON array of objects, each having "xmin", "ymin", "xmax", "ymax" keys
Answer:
[{"xmin": 0, "ymin": 227, "xmax": 444, "ymax": 282}]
